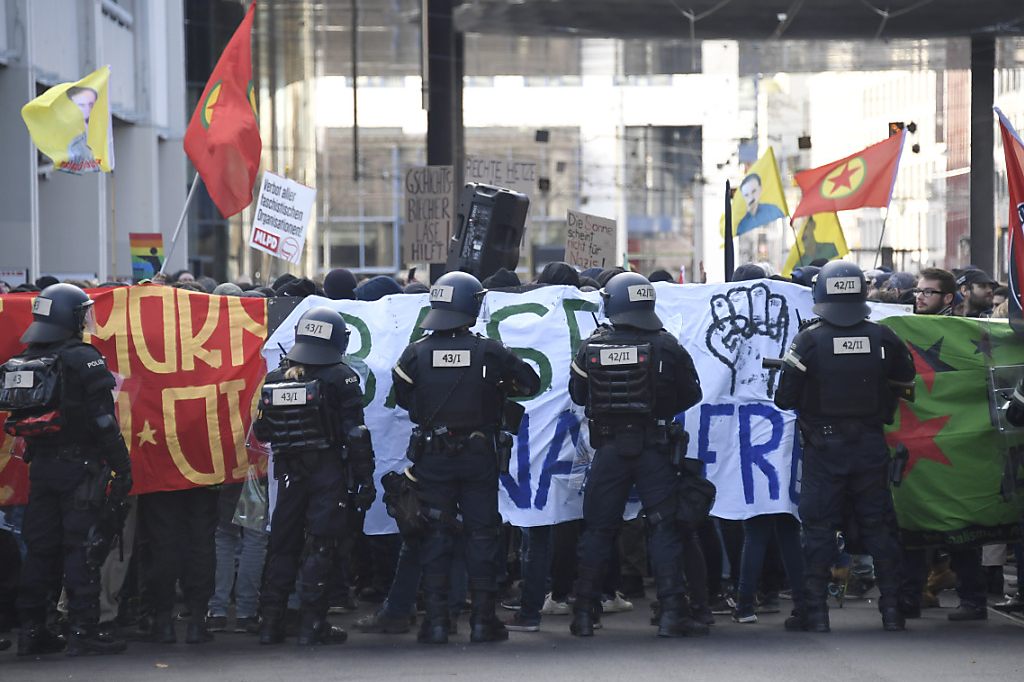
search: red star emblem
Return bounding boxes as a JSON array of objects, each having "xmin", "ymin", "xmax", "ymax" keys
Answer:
[
  {"xmin": 907, "ymin": 339, "xmax": 955, "ymax": 391},
  {"xmin": 885, "ymin": 402, "xmax": 952, "ymax": 477},
  {"xmin": 828, "ymin": 162, "xmax": 857, "ymax": 192}
]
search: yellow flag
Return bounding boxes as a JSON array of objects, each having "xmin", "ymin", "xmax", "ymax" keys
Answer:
[
  {"xmin": 22, "ymin": 66, "xmax": 114, "ymax": 174},
  {"xmin": 781, "ymin": 212, "xmax": 849, "ymax": 277},
  {"xmin": 721, "ymin": 147, "xmax": 789, "ymax": 236}
]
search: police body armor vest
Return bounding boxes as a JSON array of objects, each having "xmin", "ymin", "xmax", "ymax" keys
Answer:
[
  {"xmin": 803, "ymin": 322, "xmax": 887, "ymax": 420},
  {"xmin": 585, "ymin": 342, "xmax": 655, "ymax": 416},
  {"xmin": 0, "ymin": 348, "xmax": 64, "ymax": 438},
  {"xmin": 259, "ymin": 379, "xmax": 335, "ymax": 454},
  {"xmin": 413, "ymin": 334, "xmax": 488, "ymax": 430}
]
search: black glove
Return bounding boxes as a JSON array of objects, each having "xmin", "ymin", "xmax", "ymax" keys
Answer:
[
  {"xmin": 351, "ymin": 483, "xmax": 377, "ymax": 513},
  {"xmin": 109, "ymin": 469, "xmax": 133, "ymax": 501}
]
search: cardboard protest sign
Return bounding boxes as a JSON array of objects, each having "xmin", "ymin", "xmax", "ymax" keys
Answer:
[{"xmin": 565, "ymin": 209, "xmax": 616, "ymax": 270}]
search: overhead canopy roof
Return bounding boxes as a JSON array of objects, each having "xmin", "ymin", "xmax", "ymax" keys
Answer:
[{"xmin": 454, "ymin": 0, "xmax": 1024, "ymax": 41}]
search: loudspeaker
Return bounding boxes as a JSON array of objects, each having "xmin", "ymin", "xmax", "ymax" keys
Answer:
[{"xmin": 446, "ymin": 183, "xmax": 529, "ymax": 281}]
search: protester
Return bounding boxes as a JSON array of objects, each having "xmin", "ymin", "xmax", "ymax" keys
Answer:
[
  {"xmin": 956, "ymin": 268, "xmax": 997, "ymax": 317},
  {"xmin": 323, "ymin": 268, "xmax": 358, "ymax": 300}
]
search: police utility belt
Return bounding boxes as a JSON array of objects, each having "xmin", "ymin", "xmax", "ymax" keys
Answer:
[{"xmin": 798, "ymin": 417, "xmax": 879, "ymax": 448}]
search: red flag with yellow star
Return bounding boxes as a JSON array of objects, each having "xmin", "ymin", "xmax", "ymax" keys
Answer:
[
  {"xmin": 791, "ymin": 131, "xmax": 906, "ymax": 220},
  {"xmin": 183, "ymin": 1, "xmax": 261, "ymax": 218}
]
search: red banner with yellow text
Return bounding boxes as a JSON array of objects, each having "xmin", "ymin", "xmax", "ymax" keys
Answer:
[{"xmin": 0, "ymin": 286, "xmax": 268, "ymax": 506}]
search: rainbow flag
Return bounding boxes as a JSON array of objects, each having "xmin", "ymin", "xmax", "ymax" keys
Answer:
[{"xmin": 130, "ymin": 232, "xmax": 165, "ymax": 281}]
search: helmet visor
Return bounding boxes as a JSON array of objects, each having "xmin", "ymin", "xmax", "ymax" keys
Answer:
[{"xmin": 81, "ymin": 302, "xmax": 97, "ymax": 336}]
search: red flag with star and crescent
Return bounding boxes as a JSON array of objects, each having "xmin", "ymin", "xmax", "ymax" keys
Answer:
[
  {"xmin": 183, "ymin": 1, "xmax": 261, "ymax": 218},
  {"xmin": 996, "ymin": 108, "xmax": 1024, "ymax": 337},
  {"xmin": 791, "ymin": 131, "xmax": 906, "ymax": 220}
]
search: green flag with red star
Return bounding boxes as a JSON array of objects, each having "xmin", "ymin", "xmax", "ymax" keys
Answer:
[{"xmin": 881, "ymin": 315, "xmax": 1024, "ymax": 548}]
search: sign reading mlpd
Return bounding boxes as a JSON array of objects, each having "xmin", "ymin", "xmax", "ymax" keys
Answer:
[
  {"xmin": 403, "ymin": 165, "xmax": 453, "ymax": 264},
  {"xmin": 565, "ymin": 209, "xmax": 617, "ymax": 270},
  {"xmin": 249, "ymin": 171, "xmax": 316, "ymax": 264}
]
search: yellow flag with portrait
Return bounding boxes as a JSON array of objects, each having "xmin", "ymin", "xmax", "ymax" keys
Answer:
[
  {"xmin": 781, "ymin": 212, "xmax": 850, "ymax": 277},
  {"xmin": 721, "ymin": 147, "xmax": 789, "ymax": 237},
  {"xmin": 21, "ymin": 65, "xmax": 114, "ymax": 174}
]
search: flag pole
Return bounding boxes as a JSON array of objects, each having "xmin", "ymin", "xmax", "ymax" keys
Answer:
[
  {"xmin": 790, "ymin": 218, "xmax": 804, "ymax": 267},
  {"xmin": 159, "ymin": 174, "xmax": 203, "ymax": 276},
  {"xmin": 872, "ymin": 207, "xmax": 890, "ymax": 269},
  {"xmin": 724, "ymin": 180, "xmax": 734, "ymax": 281}
]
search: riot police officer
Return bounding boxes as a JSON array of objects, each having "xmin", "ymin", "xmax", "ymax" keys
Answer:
[
  {"xmin": 254, "ymin": 306, "xmax": 376, "ymax": 646},
  {"xmin": 775, "ymin": 260, "xmax": 916, "ymax": 632},
  {"xmin": 569, "ymin": 272, "xmax": 706, "ymax": 638},
  {"xmin": 0, "ymin": 283, "xmax": 132, "ymax": 656},
  {"xmin": 392, "ymin": 271, "xmax": 539, "ymax": 644}
]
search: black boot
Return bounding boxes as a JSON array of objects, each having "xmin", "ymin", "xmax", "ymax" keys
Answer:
[
  {"xmin": 66, "ymin": 622, "xmax": 127, "ymax": 657},
  {"xmin": 657, "ymin": 595, "xmax": 709, "ymax": 638},
  {"xmin": 803, "ymin": 606, "xmax": 830, "ymax": 633},
  {"xmin": 570, "ymin": 564, "xmax": 604, "ymax": 637},
  {"xmin": 259, "ymin": 606, "xmax": 286, "ymax": 645},
  {"xmin": 570, "ymin": 598, "xmax": 598, "ymax": 637},
  {"xmin": 150, "ymin": 612, "xmax": 177, "ymax": 644},
  {"xmin": 296, "ymin": 610, "xmax": 347, "ymax": 645},
  {"xmin": 417, "ymin": 574, "xmax": 449, "ymax": 645},
  {"xmin": 469, "ymin": 592, "xmax": 508, "ymax": 643},
  {"xmin": 17, "ymin": 622, "xmax": 66, "ymax": 656},
  {"xmin": 802, "ymin": 567, "xmax": 831, "ymax": 633},
  {"xmin": 185, "ymin": 606, "xmax": 213, "ymax": 644},
  {"xmin": 881, "ymin": 606, "xmax": 906, "ymax": 632}
]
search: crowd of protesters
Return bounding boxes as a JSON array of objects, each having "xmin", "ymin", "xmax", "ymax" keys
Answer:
[{"xmin": 0, "ymin": 256, "xmax": 1021, "ymax": 656}]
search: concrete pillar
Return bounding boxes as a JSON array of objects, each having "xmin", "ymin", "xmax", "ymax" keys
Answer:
[
  {"xmin": 0, "ymin": 0, "xmax": 39, "ymax": 281},
  {"xmin": 970, "ymin": 34, "xmax": 995, "ymax": 273}
]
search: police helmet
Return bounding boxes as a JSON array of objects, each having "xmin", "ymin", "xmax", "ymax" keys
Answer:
[
  {"xmin": 286, "ymin": 307, "xmax": 349, "ymax": 366},
  {"xmin": 812, "ymin": 260, "xmax": 870, "ymax": 327},
  {"xmin": 601, "ymin": 272, "xmax": 662, "ymax": 331},
  {"xmin": 420, "ymin": 271, "xmax": 484, "ymax": 331},
  {"xmin": 20, "ymin": 283, "xmax": 94, "ymax": 344}
]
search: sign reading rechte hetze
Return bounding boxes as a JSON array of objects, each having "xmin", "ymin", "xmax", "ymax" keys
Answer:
[
  {"xmin": 249, "ymin": 171, "xmax": 316, "ymax": 264},
  {"xmin": 403, "ymin": 165, "xmax": 453, "ymax": 264},
  {"xmin": 565, "ymin": 209, "xmax": 617, "ymax": 270}
]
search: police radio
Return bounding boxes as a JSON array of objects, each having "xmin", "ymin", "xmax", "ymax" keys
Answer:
[{"xmin": 446, "ymin": 183, "xmax": 529, "ymax": 282}]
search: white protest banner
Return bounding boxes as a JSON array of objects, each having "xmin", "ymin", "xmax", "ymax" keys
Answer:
[
  {"xmin": 264, "ymin": 281, "xmax": 909, "ymax": 533},
  {"xmin": 403, "ymin": 165, "xmax": 453, "ymax": 264},
  {"xmin": 565, "ymin": 209, "xmax": 617, "ymax": 270},
  {"xmin": 249, "ymin": 171, "xmax": 316, "ymax": 264}
]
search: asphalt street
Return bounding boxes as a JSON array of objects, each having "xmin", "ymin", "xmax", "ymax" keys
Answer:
[{"xmin": 2, "ymin": 591, "xmax": 1021, "ymax": 682}]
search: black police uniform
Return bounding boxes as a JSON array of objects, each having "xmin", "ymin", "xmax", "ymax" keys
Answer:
[
  {"xmin": 255, "ymin": 309, "xmax": 373, "ymax": 645},
  {"xmin": 569, "ymin": 322, "xmax": 704, "ymax": 636},
  {"xmin": 775, "ymin": 317, "xmax": 915, "ymax": 630},
  {"xmin": 392, "ymin": 327, "xmax": 539, "ymax": 643},
  {"xmin": 3, "ymin": 285, "xmax": 132, "ymax": 656}
]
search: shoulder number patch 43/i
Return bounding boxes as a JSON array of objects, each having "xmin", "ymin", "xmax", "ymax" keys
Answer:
[{"xmin": 432, "ymin": 350, "xmax": 470, "ymax": 367}]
